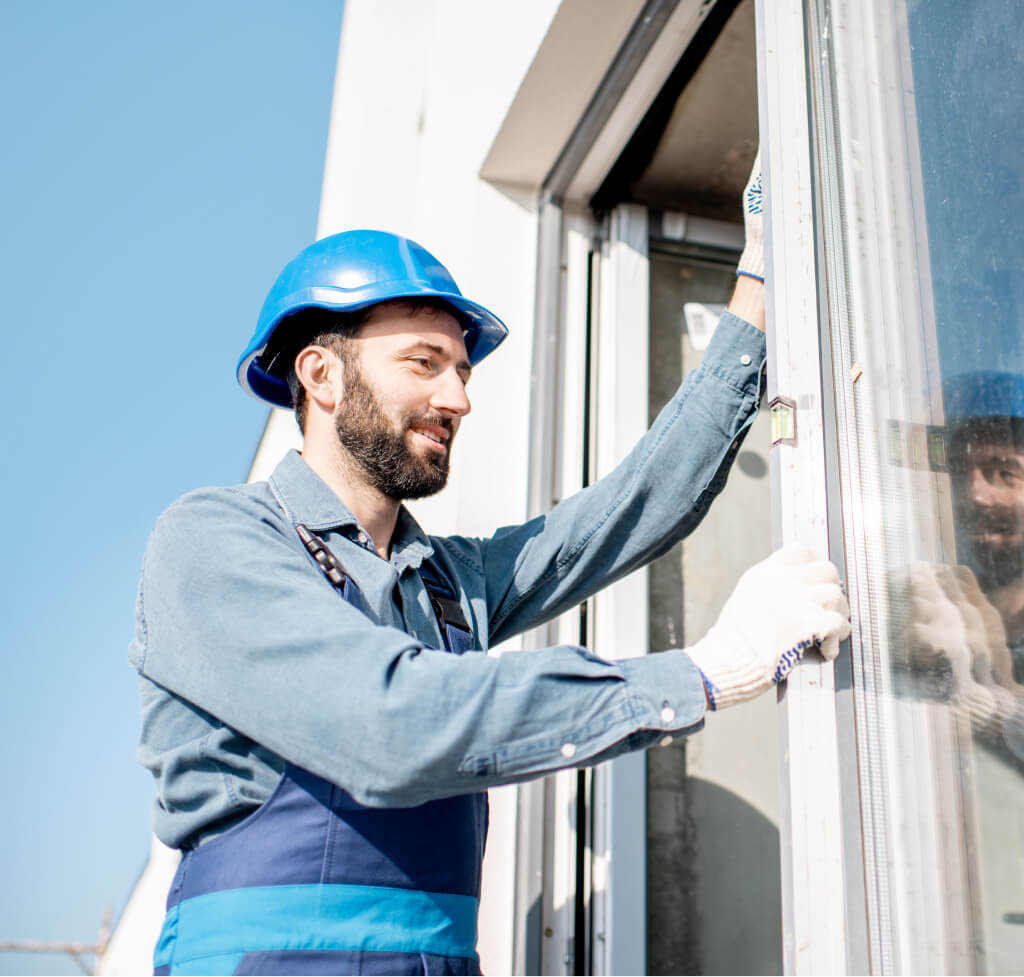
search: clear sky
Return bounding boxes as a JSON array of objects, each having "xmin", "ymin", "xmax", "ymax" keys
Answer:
[{"xmin": 0, "ymin": 3, "xmax": 344, "ymax": 973}]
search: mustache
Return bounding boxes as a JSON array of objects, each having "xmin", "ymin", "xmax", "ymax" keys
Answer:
[
  {"xmin": 959, "ymin": 509, "xmax": 1024, "ymax": 535},
  {"xmin": 403, "ymin": 410, "xmax": 455, "ymax": 436}
]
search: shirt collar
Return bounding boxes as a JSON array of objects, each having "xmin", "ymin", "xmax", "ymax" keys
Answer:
[
  {"xmin": 391, "ymin": 507, "xmax": 434, "ymax": 573},
  {"xmin": 268, "ymin": 449, "xmax": 434, "ymax": 570}
]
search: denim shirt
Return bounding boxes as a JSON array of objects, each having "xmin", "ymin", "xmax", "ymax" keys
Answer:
[{"xmin": 131, "ymin": 311, "xmax": 766, "ymax": 849}]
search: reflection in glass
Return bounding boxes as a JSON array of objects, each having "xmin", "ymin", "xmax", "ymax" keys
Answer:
[
  {"xmin": 912, "ymin": 0, "xmax": 1024, "ymax": 968},
  {"xmin": 943, "ymin": 373, "xmax": 1024, "ymax": 972},
  {"xmin": 809, "ymin": 0, "xmax": 1023, "ymax": 970}
]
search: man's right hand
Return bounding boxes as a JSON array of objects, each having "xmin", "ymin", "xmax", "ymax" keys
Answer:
[
  {"xmin": 685, "ymin": 544, "xmax": 851, "ymax": 710},
  {"xmin": 900, "ymin": 561, "xmax": 1024, "ymax": 736}
]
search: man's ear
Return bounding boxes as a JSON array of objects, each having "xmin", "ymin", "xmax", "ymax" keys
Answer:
[{"xmin": 294, "ymin": 346, "xmax": 344, "ymax": 414}]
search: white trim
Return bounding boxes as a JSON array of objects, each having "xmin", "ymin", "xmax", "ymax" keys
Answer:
[
  {"xmin": 513, "ymin": 198, "xmax": 567, "ymax": 976},
  {"xmin": 563, "ymin": 2, "xmax": 713, "ymax": 203},
  {"xmin": 589, "ymin": 204, "xmax": 650, "ymax": 976},
  {"xmin": 480, "ymin": 0, "xmax": 647, "ymax": 191},
  {"xmin": 755, "ymin": 0, "xmax": 849, "ymax": 973},
  {"xmin": 805, "ymin": 0, "xmax": 984, "ymax": 971},
  {"xmin": 538, "ymin": 210, "xmax": 596, "ymax": 976}
]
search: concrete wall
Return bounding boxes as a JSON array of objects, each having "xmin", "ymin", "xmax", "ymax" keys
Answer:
[{"xmin": 310, "ymin": 0, "xmax": 562, "ymax": 540}]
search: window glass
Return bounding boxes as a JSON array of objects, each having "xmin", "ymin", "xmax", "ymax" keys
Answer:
[
  {"xmin": 809, "ymin": 0, "xmax": 1024, "ymax": 971},
  {"xmin": 646, "ymin": 243, "xmax": 779, "ymax": 975},
  {"xmin": 909, "ymin": 3, "xmax": 1024, "ymax": 971}
]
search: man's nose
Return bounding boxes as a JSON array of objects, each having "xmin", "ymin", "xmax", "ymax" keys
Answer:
[{"xmin": 430, "ymin": 370, "xmax": 472, "ymax": 417}]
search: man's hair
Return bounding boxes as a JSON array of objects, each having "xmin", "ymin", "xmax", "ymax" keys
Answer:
[
  {"xmin": 948, "ymin": 416, "xmax": 1024, "ymax": 468},
  {"xmin": 271, "ymin": 307, "xmax": 370, "ymax": 432},
  {"xmin": 275, "ymin": 299, "xmax": 461, "ymax": 432}
]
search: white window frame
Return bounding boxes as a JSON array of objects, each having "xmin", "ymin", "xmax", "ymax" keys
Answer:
[
  {"xmin": 754, "ymin": 0, "xmax": 861, "ymax": 972},
  {"xmin": 757, "ymin": 0, "xmax": 991, "ymax": 972},
  {"xmin": 588, "ymin": 203, "xmax": 653, "ymax": 977}
]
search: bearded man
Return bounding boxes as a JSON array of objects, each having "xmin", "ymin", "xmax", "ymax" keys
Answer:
[
  {"xmin": 946, "ymin": 371, "xmax": 1024, "ymax": 669},
  {"xmin": 132, "ymin": 182, "xmax": 849, "ymax": 976},
  {"xmin": 901, "ymin": 373, "xmax": 1024, "ymax": 755}
]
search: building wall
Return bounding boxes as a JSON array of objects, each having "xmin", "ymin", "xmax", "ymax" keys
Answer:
[{"xmin": 313, "ymin": 0, "xmax": 561, "ymax": 539}]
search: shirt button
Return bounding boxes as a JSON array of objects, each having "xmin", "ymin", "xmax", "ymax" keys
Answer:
[
  {"xmin": 660, "ymin": 706, "xmax": 675, "ymax": 724},
  {"xmin": 659, "ymin": 735, "xmax": 674, "ymax": 748},
  {"xmin": 357, "ymin": 532, "xmax": 368, "ymax": 545},
  {"xmin": 740, "ymin": 353, "xmax": 752, "ymax": 366},
  {"xmin": 560, "ymin": 743, "xmax": 577, "ymax": 759}
]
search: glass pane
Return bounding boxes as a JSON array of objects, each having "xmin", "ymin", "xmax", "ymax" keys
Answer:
[
  {"xmin": 910, "ymin": 3, "xmax": 1024, "ymax": 971},
  {"xmin": 646, "ymin": 243, "xmax": 779, "ymax": 974},
  {"xmin": 808, "ymin": 0, "xmax": 1024, "ymax": 971}
]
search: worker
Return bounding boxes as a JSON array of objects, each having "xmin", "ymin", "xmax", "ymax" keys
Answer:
[
  {"xmin": 945, "ymin": 370, "xmax": 1024, "ymax": 667},
  {"xmin": 900, "ymin": 371, "xmax": 1024, "ymax": 968},
  {"xmin": 902, "ymin": 372, "xmax": 1024, "ymax": 754},
  {"xmin": 132, "ymin": 156, "xmax": 850, "ymax": 976}
]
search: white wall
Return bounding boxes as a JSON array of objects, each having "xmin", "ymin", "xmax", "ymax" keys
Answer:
[
  {"xmin": 312, "ymin": 0, "xmax": 562, "ymax": 539},
  {"xmin": 96, "ymin": 838, "xmax": 179, "ymax": 976}
]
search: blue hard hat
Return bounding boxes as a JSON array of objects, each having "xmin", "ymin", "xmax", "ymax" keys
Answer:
[
  {"xmin": 237, "ymin": 229, "xmax": 509, "ymax": 408},
  {"xmin": 943, "ymin": 371, "xmax": 1024, "ymax": 423}
]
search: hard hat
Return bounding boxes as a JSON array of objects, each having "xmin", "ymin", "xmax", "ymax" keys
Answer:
[
  {"xmin": 237, "ymin": 229, "xmax": 509, "ymax": 408},
  {"xmin": 943, "ymin": 371, "xmax": 1024, "ymax": 423},
  {"xmin": 942, "ymin": 371, "xmax": 1024, "ymax": 468}
]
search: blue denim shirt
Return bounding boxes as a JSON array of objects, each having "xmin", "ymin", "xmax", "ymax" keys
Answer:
[{"xmin": 131, "ymin": 312, "xmax": 766, "ymax": 849}]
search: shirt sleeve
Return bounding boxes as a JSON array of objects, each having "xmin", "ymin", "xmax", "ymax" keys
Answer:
[
  {"xmin": 133, "ymin": 488, "xmax": 706, "ymax": 808},
  {"xmin": 479, "ymin": 311, "xmax": 766, "ymax": 645}
]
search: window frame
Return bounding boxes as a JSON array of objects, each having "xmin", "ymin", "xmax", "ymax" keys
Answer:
[{"xmin": 754, "ymin": 0, "xmax": 868, "ymax": 972}]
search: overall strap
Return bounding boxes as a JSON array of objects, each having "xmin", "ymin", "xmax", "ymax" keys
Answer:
[
  {"xmin": 295, "ymin": 524, "xmax": 349, "ymax": 590},
  {"xmin": 418, "ymin": 561, "xmax": 471, "ymax": 633},
  {"xmin": 267, "ymin": 476, "xmax": 362, "ymax": 605}
]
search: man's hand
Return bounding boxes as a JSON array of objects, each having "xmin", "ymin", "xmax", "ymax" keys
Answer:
[
  {"xmin": 685, "ymin": 545, "xmax": 851, "ymax": 710},
  {"xmin": 727, "ymin": 150, "xmax": 767, "ymax": 331},
  {"xmin": 737, "ymin": 149, "xmax": 764, "ymax": 282},
  {"xmin": 900, "ymin": 561, "xmax": 1024, "ymax": 737}
]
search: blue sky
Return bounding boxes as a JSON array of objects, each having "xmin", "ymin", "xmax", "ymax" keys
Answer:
[{"xmin": 0, "ymin": 3, "xmax": 343, "ymax": 973}]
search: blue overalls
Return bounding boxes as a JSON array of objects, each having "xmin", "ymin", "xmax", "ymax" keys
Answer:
[{"xmin": 154, "ymin": 526, "xmax": 488, "ymax": 976}]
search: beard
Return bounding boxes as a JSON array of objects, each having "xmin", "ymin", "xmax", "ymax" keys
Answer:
[
  {"xmin": 956, "ymin": 502, "xmax": 1024, "ymax": 590},
  {"xmin": 960, "ymin": 527, "xmax": 1024, "ymax": 590},
  {"xmin": 334, "ymin": 358, "xmax": 454, "ymax": 501}
]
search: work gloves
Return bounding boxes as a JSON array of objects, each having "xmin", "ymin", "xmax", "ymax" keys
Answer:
[
  {"xmin": 686, "ymin": 545, "xmax": 851, "ymax": 710},
  {"xmin": 736, "ymin": 149, "xmax": 765, "ymax": 282},
  {"xmin": 900, "ymin": 561, "xmax": 1024, "ymax": 755}
]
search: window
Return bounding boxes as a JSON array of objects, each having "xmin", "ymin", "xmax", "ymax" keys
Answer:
[
  {"xmin": 647, "ymin": 232, "xmax": 779, "ymax": 974},
  {"xmin": 772, "ymin": 0, "xmax": 1024, "ymax": 970}
]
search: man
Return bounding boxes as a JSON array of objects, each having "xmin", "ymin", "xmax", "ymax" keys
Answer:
[
  {"xmin": 902, "ymin": 371, "xmax": 1024, "ymax": 752},
  {"xmin": 946, "ymin": 371, "xmax": 1024, "ymax": 669},
  {"xmin": 132, "ymin": 161, "xmax": 850, "ymax": 976}
]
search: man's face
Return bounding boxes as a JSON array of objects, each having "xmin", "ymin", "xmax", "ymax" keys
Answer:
[
  {"xmin": 952, "ymin": 432, "xmax": 1024, "ymax": 588},
  {"xmin": 333, "ymin": 303, "xmax": 472, "ymax": 501}
]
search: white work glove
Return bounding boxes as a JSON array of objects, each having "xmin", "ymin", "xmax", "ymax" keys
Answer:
[
  {"xmin": 736, "ymin": 149, "xmax": 764, "ymax": 282},
  {"xmin": 685, "ymin": 544, "xmax": 850, "ymax": 710},
  {"xmin": 901, "ymin": 561, "xmax": 1023, "ymax": 736}
]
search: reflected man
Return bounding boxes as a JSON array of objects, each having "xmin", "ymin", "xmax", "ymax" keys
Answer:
[{"xmin": 947, "ymin": 371, "xmax": 1024, "ymax": 672}]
